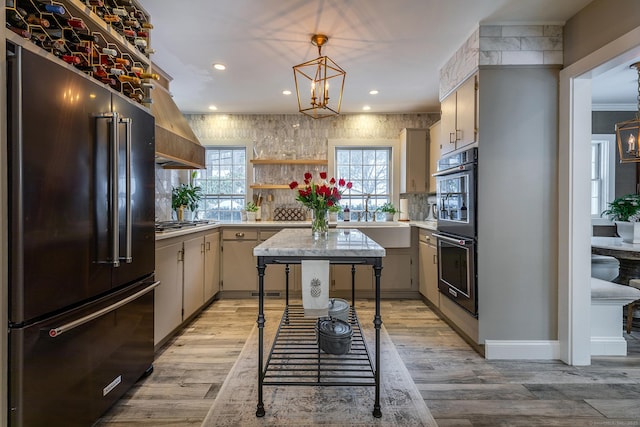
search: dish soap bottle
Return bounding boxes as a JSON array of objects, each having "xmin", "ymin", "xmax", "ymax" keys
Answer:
[{"xmin": 343, "ymin": 205, "xmax": 350, "ymax": 222}]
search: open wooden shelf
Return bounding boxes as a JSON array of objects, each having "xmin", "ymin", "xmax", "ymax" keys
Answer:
[
  {"xmin": 249, "ymin": 184, "xmax": 291, "ymax": 189},
  {"xmin": 250, "ymin": 159, "xmax": 327, "ymax": 165}
]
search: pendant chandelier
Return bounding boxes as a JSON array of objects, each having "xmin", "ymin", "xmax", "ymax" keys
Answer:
[
  {"xmin": 616, "ymin": 62, "xmax": 640, "ymax": 163},
  {"xmin": 293, "ymin": 34, "xmax": 346, "ymax": 119}
]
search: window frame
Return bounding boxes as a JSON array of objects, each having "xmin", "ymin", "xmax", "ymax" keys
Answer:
[
  {"xmin": 328, "ymin": 138, "xmax": 400, "ymax": 216},
  {"xmin": 591, "ymin": 134, "xmax": 616, "ymax": 224},
  {"xmin": 194, "ymin": 140, "xmax": 253, "ymax": 220}
]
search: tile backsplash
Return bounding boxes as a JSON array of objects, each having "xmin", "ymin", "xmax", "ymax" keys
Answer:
[{"xmin": 155, "ymin": 113, "xmax": 439, "ymax": 221}]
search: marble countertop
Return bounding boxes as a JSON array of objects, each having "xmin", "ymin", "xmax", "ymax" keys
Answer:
[
  {"xmin": 592, "ymin": 236, "xmax": 640, "ymax": 253},
  {"xmin": 253, "ymin": 228, "xmax": 386, "ymax": 257},
  {"xmin": 155, "ymin": 219, "xmax": 438, "ymax": 241}
]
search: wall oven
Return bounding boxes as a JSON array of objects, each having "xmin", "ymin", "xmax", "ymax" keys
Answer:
[{"xmin": 434, "ymin": 147, "xmax": 478, "ymax": 316}]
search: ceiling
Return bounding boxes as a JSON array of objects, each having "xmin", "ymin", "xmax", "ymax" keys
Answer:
[{"xmin": 138, "ymin": 0, "xmax": 635, "ymax": 115}]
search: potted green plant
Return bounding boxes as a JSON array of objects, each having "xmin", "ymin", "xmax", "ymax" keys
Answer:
[
  {"xmin": 245, "ymin": 201, "xmax": 259, "ymax": 221},
  {"xmin": 171, "ymin": 172, "xmax": 202, "ymax": 221},
  {"xmin": 328, "ymin": 204, "xmax": 342, "ymax": 222},
  {"xmin": 377, "ymin": 202, "xmax": 398, "ymax": 221},
  {"xmin": 601, "ymin": 194, "xmax": 640, "ymax": 243}
]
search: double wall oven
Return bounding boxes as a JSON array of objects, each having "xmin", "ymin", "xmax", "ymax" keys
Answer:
[{"xmin": 433, "ymin": 147, "xmax": 478, "ymax": 316}]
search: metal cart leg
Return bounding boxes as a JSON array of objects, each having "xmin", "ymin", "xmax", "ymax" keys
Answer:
[
  {"xmin": 372, "ymin": 260, "xmax": 383, "ymax": 418},
  {"xmin": 256, "ymin": 258, "xmax": 266, "ymax": 417}
]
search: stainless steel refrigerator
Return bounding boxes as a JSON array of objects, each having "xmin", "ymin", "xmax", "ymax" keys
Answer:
[{"xmin": 7, "ymin": 42, "xmax": 157, "ymax": 426}]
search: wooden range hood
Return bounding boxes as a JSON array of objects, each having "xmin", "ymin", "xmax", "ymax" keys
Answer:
[{"xmin": 151, "ymin": 64, "xmax": 205, "ymax": 169}]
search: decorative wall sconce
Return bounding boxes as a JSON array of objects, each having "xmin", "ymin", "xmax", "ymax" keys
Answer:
[
  {"xmin": 616, "ymin": 62, "xmax": 640, "ymax": 163},
  {"xmin": 293, "ymin": 34, "xmax": 346, "ymax": 119}
]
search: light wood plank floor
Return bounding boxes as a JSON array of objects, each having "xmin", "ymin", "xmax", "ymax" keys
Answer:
[{"xmin": 95, "ymin": 299, "xmax": 640, "ymax": 426}]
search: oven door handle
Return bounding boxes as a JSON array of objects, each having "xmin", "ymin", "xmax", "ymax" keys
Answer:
[
  {"xmin": 432, "ymin": 233, "xmax": 473, "ymax": 245},
  {"xmin": 432, "ymin": 163, "xmax": 474, "ymax": 177}
]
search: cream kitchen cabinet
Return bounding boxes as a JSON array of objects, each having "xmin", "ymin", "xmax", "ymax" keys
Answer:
[
  {"xmin": 400, "ymin": 128, "xmax": 429, "ymax": 193},
  {"xmin": 183, "ymin": 235, "xmax": 206, "ymax": 320},
  {"xmin": 381, "ymin": 251, "xmax": 412, "ymax": 291},
  {"xmin": 204, "ymin": 231, "xmax": 221, "ymax": 300},
  {"xmin": 154, "ymin": 240, "xmax": 184, "ymax": 347},
  {"xmin": 440, "ymin": 74, "xmax": 478, "ymax": 155},
  {"xmin": 331, "ymin": 264, "xmax": 373, "ymax": 291},
  {"xmin": 221, "ymin": 229, "xmax": 259, "ymax": 292},
  {"xmin": 260, "ymin": 229, "xmax": 300, "ymax": 292},
  {"xmin": 155, "ymin": 229, "xmax": 221, "ymax": 347},
  {"xmin": 429, "ymin": 121, "xmax": 441, "ymax": 193},
  {"xmin": 222, "ymin": 228, "xmax": 300, "ymax": 294},
  {"xmin": 419, "ymin": 229, "xmax": 439, "ymax": 307}
]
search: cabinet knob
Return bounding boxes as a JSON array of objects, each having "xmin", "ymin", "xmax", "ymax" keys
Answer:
[
  {"xmin": 449, "ymin": 132, "xmax": 455, "ymax": 144},
  {"xmin": 235, "ymin": 232, "xmax": 245, "ymax": 238},
  {"xmin": 455, "ymin": 129, "xmax": 462, "ymax": 141}
]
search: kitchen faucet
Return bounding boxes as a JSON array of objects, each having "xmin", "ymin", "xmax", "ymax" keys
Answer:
[{"xmin": 363, "ymin": 194, "xmax": 372, "ymax": 222}]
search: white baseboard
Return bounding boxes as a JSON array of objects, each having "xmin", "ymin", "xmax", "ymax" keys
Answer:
[
  {"xmin": 484, "ymin": 340, "xmax": 561, "ymax": 360},
  {"xmin": 590, "ymin": 336, "xmax": 628, "ymax": 356}
]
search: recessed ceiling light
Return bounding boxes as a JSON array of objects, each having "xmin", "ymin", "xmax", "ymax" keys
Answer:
[
  {"xmin": 363, "ymin": 105, "xmax": 371, "ymax": 111},
  {"xmin": 212, "ymin": 63, "xmax": 226, "ymax": 71},
  {"xmin": 208, "ymin": 105, "xmax": 218, "ymax": 111},
  {"xmin": 282, "ymin": 90, "xmax": 292, "ymax": 95},
  {"xmin": 369, "ymin": 90, "xmax": 379, "ymax": 95}
]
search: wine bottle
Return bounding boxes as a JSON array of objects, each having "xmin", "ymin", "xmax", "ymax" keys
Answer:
[
  {"xmin": 114, "ymin": 57, "xmax": 130, "ymax": 67},
  {"xmin": 123, "ymin": 19, "xmax": 139, "ymax": 28},
  {"xmin": 65, "ymin": 17, "xmax": 86, "ymax": 30},
  {"xmin": 122, "ymin": 29, "xmax": 136, "ymax": 39},
  {"xmin": 102, "ymin": 14, "xmax": 121, "ymax": 24},
  {"xmin": 7, "ymin": 23, "xmax": 31, "ymax": 39},
  {"xmin": 26, "ymin": 14, "xmax": 50, "ymax": 27},
  {"xmin": 141, "ymin": 22, "xmax": 153, "ymax": 29},
  {"xmin": 118, "ymin": 74, "xmax": 140, "ymax": 85},
  {"xmin": 87, "ymin": 0, "xmax": 104, "ymax": 6},
  {"xmin": 138, "ymin": 72, "xmax": 159, "ymax": 80},
  {"xmin": 59, "ymin": 54, "xmax": 81, "ymax": 65},
  {"xmin": 7, "ymin": 7, "xmax": 28, "ymax": 28},
  {"xmin": 34, "ymin": 2, "xmax": 66, "ymax": 15},
  {"xmin": 111, "ymin": 7, "xmax": 127, "ymax": 16}
]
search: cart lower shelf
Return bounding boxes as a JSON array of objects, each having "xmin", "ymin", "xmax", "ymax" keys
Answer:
[{"xmin": 262, "ymin": 305, "xmax": 376, "ymax": 387}]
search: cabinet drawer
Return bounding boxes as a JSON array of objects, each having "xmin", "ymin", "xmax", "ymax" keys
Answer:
[
  {"xmin": 260, "ymin": 230, "xmax": 280, "ymax": 240},
  {"xmin": 419, "ymin": 230, "xmax": 435, "ymax": 244},
  {"xmin": 222, "ymin": 229, "xmax": 258, "ymax": 240}
]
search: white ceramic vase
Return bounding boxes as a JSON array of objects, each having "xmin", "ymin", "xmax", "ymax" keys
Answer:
[
  {"xmin": 246, "ymin": 212, "xmax": 257, "ymax": 222},
  {"xmin": 385, "ymin": 213, "xmax": 395, "ymax": 222},
  {"xmin": 615, "ymin": 221, "xmax": 640, "ymax": 243}
]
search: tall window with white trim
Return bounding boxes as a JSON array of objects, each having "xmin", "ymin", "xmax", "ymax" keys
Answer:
[
  {"xmin": 193, "ymin": 147, "xmax": 247, "ymax": 221},
  {"xmin": 591, "ymin": 135, "xmax": 615, "ymax": 217},
  {"xmin": 335, "ymin": 147, "xmax": 391, "ymax": 219}
]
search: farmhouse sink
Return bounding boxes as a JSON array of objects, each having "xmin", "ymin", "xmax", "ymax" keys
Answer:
[{"xmin": 336, "ymin": 221, "xmax": 411, "ymax": 248}]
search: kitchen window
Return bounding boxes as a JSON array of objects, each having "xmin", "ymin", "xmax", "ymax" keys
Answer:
[
  {"xmin": 591, "ymin": 135, "xmax": 615, "ymax": 218},
  {"xmin": 194, "ymin": 147, "xmax": 247, "ymax": 221},
  {"xmin": 329, "ymin": 138, "xmax": 400, "ymax": 220}
]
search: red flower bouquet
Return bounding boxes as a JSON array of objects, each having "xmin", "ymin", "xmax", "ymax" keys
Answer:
[
  {"xmin": 289, "ymin": 171, "xmax": 352, "ymax": 211},
  {"xmin": 289, "ymin": 171, "xmax": 352, "ymax": 237}
]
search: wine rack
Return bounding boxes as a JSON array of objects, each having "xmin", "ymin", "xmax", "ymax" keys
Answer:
[{"xmin": 5, "ymin": 0, "xmax": 156, "ymax": 106}]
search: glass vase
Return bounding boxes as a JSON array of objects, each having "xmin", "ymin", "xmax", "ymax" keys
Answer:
[{"xmin": 311, "ymin": 208, "xmax": 329, "ymax": 239}]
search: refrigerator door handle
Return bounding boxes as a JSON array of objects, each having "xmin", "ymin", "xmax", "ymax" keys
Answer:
[
  {"xmin": 48, "ymin": 281, "xmax": 160, "ymax": 338},
  {"xmin": 93, "ymin": 112, "xmax": 120, "ymax": 267},
  {"xmin": 120, "ymin": 117, "xmax": 133, "ymax": 263}
]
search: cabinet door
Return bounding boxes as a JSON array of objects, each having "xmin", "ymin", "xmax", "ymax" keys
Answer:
[
  {"xmin": 204, "ymin": 231, "xmax": 220, "ymax": 300},
  {"xmin": 331, "ymin": 264, "xmax": 372, "ymax": 291},
  {"xmin": 183, "ymin": 236, "xmax": 205, "ymax": 319},
  {"xmin": 425, "ymin": 242, "xmax": 439, "ymax": 305},
  {"xmin": 222, "ymin": 240, "xmax": 258, "ymax": 291},
  {"xmin": 455, "ymin": 75, "xmax": 477, "ymax": 148},
  {"xmin": 154, "ymin": 242, "xmax": 183, "ymax": 346},
  {"xmin": 400, "ymin": 129, "xmax": 428, "ymax": 193},
  {"xmin": 419, "ymin": 237, "xmax": 439, "ymax": 306},
  {"xmin": 380, "ymin": 253, "xmax": 412, "ymax": 291},
  {"xmin": 440, "ymin": 93, "xmax": 457, "ymax": 155},
  {"xmin": 429, "ymin": 122, "xmax": 441, "ymax": 193}
]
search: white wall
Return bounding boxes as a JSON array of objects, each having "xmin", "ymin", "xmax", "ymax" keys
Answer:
[{"xmin": 478, "ymin": 66, "xmax": 560, "ymax": 342}]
